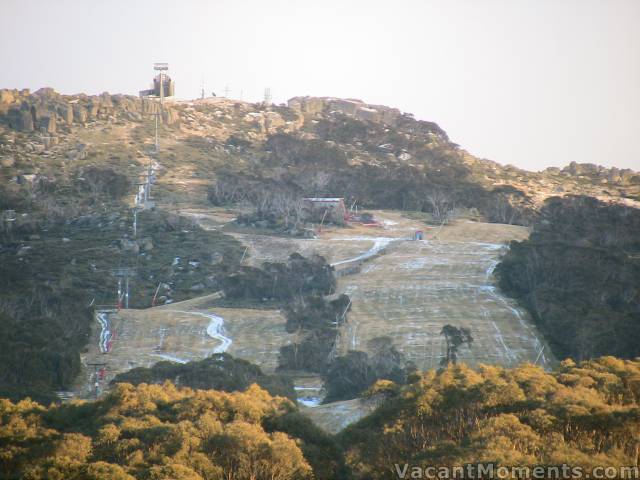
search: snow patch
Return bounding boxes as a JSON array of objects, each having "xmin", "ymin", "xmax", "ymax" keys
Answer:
[
  {"xmin": 298, "ymin": 397, "xmax": 323, "ymax": 407},
  {"xmin": 153, "ymin": 353, "xmax": 188, "ymax": 364},
  {"xmin": 331, "ymin": 237, "xmax": 396, "ymax": 266},
  {"xmin": 168, "ymin": 310, "xmax": 232, "ymax": 353}
]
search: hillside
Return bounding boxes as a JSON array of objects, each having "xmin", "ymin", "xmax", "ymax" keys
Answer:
[
  {"xmin": 342, "ymin": 357, "xmax": 640, "ymax": 479},
  {"xmin": 1, "ymin": 88, "xmax": 638, "ymax": 221},
  {"xmin": 0, "ymin": 86, "xmax": 639, "ymax": 429}
]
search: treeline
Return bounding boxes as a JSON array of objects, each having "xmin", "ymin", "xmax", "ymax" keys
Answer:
[
  {"xmin": 0, "ymin": 382, "xmax": 347, "ymax": 479},
  {"xmin": 111, "ymin": 353, "xmax": 296, "ymax": 400},
  {"xmin": 220, "ymin": 253, "xmax": 335, "ymax": 301},
  {"xmin": 209, "ymin": 126, "xmax": 533, "ymax": 226},
  {"xmin": 217, "ymin": 252, "xmax": 413, "ymax": 400},
  {"xmin": 324, "ymin": 337, "xmax": 416, "ymax": 403},
  {"xmin": 341, "ymin": 357, "xmax": 640, "ymax": 479},
  {"xmin": 216, "ymin": 252, "xmax": 348, "ymax": 376},
  {"xmin": 496, "ymin": 195, "xmax": 640, "ymax": 360},
  {"xmin": 3, "ymin": 358, "xmax": 639, "ymax": 479}
]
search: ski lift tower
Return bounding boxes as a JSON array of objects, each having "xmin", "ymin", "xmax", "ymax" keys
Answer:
[
  {"xmin": 154, "ymin": 62, "xmax": 169, "ymax": 108},
  {"xmin": 153, "ymin": 63, "xmax": 169, "ymax": 154},
  {"xmin": 111, "ymin": 267, "xmax": 136, "ymax": 309}
]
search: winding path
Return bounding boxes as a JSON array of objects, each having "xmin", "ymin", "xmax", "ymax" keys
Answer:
[
  {"xmin": 330, "ymin": 237, "xmax": 399, "ymax": 267},
  {"xmin": 168, "ymin": 310, "xmax": 232, "ymax": 354},
  {"xmin": 96, "ymin": 311, "xmax": 113, "ymax": 353}
]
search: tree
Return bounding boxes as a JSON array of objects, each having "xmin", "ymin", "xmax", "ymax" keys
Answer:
[
  {"xmin": 425, "ymin": 189, "xmax": 454, "ymax": 224},
  {"xmin": 440, "ymin": 325, "xmax": 473, "ymax": 366}
]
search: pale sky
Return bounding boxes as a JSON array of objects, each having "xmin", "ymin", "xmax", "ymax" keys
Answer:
[{"xmin": 2, "ymin": 0, "xmax": 639, "ymax": 171}]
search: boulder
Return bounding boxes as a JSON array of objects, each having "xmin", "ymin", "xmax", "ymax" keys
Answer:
[
  {"xmin": 17, "ymin": 110, "xmax": 34, "ymax": 131},
  {"xmin": 211, "ymin": 252, "xmax": 224, "ymax": 265},
  {"xmin": 263, "ymin": 111, "xmax": 285, "ymax": 132},
  {"xmin": 141, "ymin": 98, "xmax": 160, "ymax": 115},
  {"xmin": 88, "ymin": 102, "xmax": 100, "ymax": 119},
  {"xmin": 57, "ymin": 104, "xmax": 73, "ymax": 125},
  {"xmin": 327, "ymin": 98, "xmax": 361, "ymax": 115},
  {"xmin": 138, "ymin": 237, "xmax": 154, "ymax": 251},
  {"xmin": 119, "ymin": 238, "xmax": 140, "ymax": 254},
  {"xmin": 355, "ymin": 106, "xmax": 380, "ymax": 122},
  {"xmin": 33, "ymin": 87, "xmax": 58, "ymax": 99},
  {"xmin": 73, "ymin": 105, "xmax": 88, "ymax": 124},
  {"xmin": 162, "ymin": 108, "xmax": 179, "ymax": 125},
  {"xmin": 0, "ymin": 156, "xmax": 15, "ymax": 168},
  {"xmin": 0, "ymin": 90, "xmax": 15, "ymax": 105},
  {"xmin": 126, "ymin": 111, "xmax": 143, "ymax": 121},
  {"xmin": 287, "ymin": 96, "xmax": 325, "ymax": 115},
  {"xmin": 38, "ymin": 113, "xmax": 57, "ymax": 133}
]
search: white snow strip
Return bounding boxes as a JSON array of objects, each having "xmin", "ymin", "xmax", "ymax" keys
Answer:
[
  {"xmin": 401, "ymin": 258, "xmax": 429, "ymax": 270},
  {"xmin": 491, "ymin": 321, "xmax": 515, "ymax": 364},
  {"xmin": 96, "ymin": 311, "xmax": 111, "ymax": 354},
  {"xmin": 153, "ymin": 353, "xmax": 188, "ymax": 364},
  {"xmin": 351, "ymin": 323, "xmax": 358, "ymax": 349},
  {"xmin": 331, "ymin": 237, "xmax": 397, "ymax": 267},
  {"xmin": 485, "ymin": 259, "xmax": 499, "ymax": 280},
  {"xmin": 298, "ymin": 397, "xmax": 323, "ymax": 407},
  {"xmin": 168, "ymin": 310, "xmax": 232, "ymax": 354},
  {"xmin": 468, "ymin": 242, "xmax": 505, "ymax": 250}
]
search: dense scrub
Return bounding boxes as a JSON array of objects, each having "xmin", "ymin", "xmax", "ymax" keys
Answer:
[
  {"xmin": 278, "ymin": 294, "xmax": 351, "ymax": 374},
  {"xmin": 214, "ymin": 252, "xmax": 351, "ymax": 375},
  {"xmin": 3, "ymin": 358, "xmax": 639, "ymax": 479},
  {"xmin": 111, "ymin": 353, "xmax": 296, "ymax": 400},
  {"xmin": 323, "ymin": 337, "xmax": 415, "ymax": 403},
  {"xmin": 496, "ymin": 196, "xmax": 640, "ymax": 360},
  {"xmin": 341, "ymin": 357, "xmax": 640, "ymax": 479},
  {"xmin": 220, "ymin": 253, "xmax": 335, "ymax": 301},
  {"xmin": 0, "ymin": 382, "xmax": 347, "ymax": 479},
  {"xmin": 209, "ymin": 117, "xmax": 535, "ymax": 226}
]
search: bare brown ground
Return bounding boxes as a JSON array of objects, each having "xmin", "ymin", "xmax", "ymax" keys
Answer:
[
  {"xmin": 76, "ymin": 294, "xmax": 292, "ymax": 399},
  {"xmin": 299, "ymin": 398, "xmax": 381, "ymax": 435},
  {"xmin": 336, "ymin": 219, "xmax": 554, "ymax": 371}
]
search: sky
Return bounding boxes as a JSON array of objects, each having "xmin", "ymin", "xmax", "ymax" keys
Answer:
[{"xmin": 1, "ymin": 0, "xmax": 639, "ymax": 171}]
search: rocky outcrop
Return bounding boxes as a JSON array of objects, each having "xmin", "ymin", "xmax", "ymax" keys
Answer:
[
  {"xmin": 0, "ymin": 88, "xmax": 172, "ymax": 132},
  {"xmin": 287, "ymin": 96, "xmax": 402, "ymax": 126},
  {"xmin": 287, "ymin": 96, "xmax": 325, "ymax": 115},
  {"xmin": 57, "ymin": 104, "xmax": 73, "ymax": 125},
  {"xmin": 15, "ymin": 110, "xmax": 34, "ymax": 132},
  {"xmin": 162, "ymin": 108, "xmax": 179, "ymax": 125},
  {"xmin": 559, "ymin": 161, "xmax": 638, "ymax": 185},
  {"xmin": 73, "ymin": 104, "xmax": 88, "ymax": 124},
  {"xmin": 0, "ymin": 90, "xmax": 15, "ymax": 105},
  {"xmin": 38, "ymin": 112, "xmax": 57, "ymax": 133}
]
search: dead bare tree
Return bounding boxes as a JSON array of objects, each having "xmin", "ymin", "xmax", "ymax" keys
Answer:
[
  {"xmin": 491, "ymin": 194, "xmax": 518, "ymax": 224},
  {"xmin": 425, "ymin": 189, "xmax": 455, "ymax": 224}
]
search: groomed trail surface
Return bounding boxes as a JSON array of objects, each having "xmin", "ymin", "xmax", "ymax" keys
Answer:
[
  {"xmin": 76, "ymin": 294, "xmax": 291, "ymax": 399},
  {"xmin": 336, "ymin": 219, "xmax": 552, "ymax": 370}
]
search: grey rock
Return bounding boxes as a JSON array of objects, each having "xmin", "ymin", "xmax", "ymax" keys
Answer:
[
  {"xmin": 119, "ymin": 238, "xmax": 140, "ymax": 254},
  {"xmin": 139, "ymin": 237, "xmax": 154, "ymax": 251}
]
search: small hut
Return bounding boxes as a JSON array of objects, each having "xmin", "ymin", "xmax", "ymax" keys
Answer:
[{"xmin": 303, "ymin": 198, "xmax": 349, "ymax": 224}]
